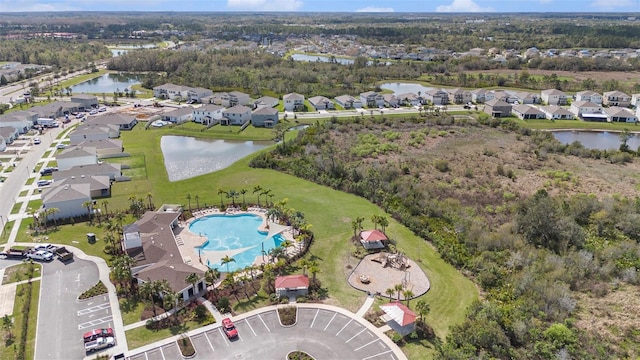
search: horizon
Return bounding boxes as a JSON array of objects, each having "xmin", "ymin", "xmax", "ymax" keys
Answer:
[{"xmin": 3, "ymin": 0, "xmax": 640, "ymax": 13}]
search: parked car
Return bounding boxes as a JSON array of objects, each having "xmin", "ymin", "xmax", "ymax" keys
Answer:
[
  {"xmin": 98, "ymin": 107, "xmax": 107, "ymax": 112},
  {"xmin": 84, "ymin": 336, "xmax": 115, "ymax": 353},
  {"xmin": 26, "ymin": 250, "xmax": 54, "ymax": 261},
  {"xmin": 34, "ymin": 243, "xmax": 55, "ymax": 251},
  {"xmin": 56, "ymin": 143, "xmax": 67, "ymax": 149},
  {"xmin": 40, "ymin": 167, "xmax": 58, "ymax": 175},
  {"xmin": 83, "ymin": 328, "xmax": 114, "ymax": 343},
  {"xmin": 75, "ymin": 113, "xmax": 85, "ymax": 119},
  {"xmin": 89, "ymin": 109, "xmax": 98, "ymax": 115},
  {"xmin": 37, "ymin": 180, "xmax": 52, "ymax": 187},
  {"xmin": 222, "ymin": 318, "xmax": 238, "ymax": 339},
  {"xmin": 33, "ymin": 137, "xmax": 41, "ymax": 145}
]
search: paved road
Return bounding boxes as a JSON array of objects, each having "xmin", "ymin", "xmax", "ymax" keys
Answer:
[
  {"xmin": 128, "ymin": 307, "xmax": 401, "ymax": 360},
  {"xmin": 34, "ymin": 257, "xmax": 104, "ymax": 360}
]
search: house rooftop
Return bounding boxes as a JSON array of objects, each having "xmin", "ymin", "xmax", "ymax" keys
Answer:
[
  {"xmin": 53, "ymin": 162, "xmax": 121, "ymax": 181},
  {"xmin": 77, "ymin": 138, "xmax": 123, "ymax": 151},
  {"xmin": 55, "ymin": 175, "xmax": 110, "ymax": 192},
  {"xmin": 253, "ymin": 107, "xmax": 278, "ymax": 116},
  {"xmin": 84, "ymin": 114, "xmax": 137, "ymax": 127},
  {"xmin": 56, "ymin": 146, "xmax": 97, "ymax": 159},
  {"xmin": 360, "ymin": 229, "xmax": 388, "ymax": 242},
  {"xmin": 380, "ymin": 301, "xmax": 417, "ymax": 327},
  {"xmin": 275, "ymin": 274, "xmax": 310, "ymax": 289},
  {"xmin": 42, "ymin": 183, "xmax": 91, "ymax": 203},
  {"xmin": 223, "ymin": 105, "xmax": 251, "ymax": 114},
  {"xmin": 164, "ymin": 106, "xmax": 193, "ymax": 117},
  {"xmin": 284, "ymin": 93, "xmax": 305, "ymax": 101}
]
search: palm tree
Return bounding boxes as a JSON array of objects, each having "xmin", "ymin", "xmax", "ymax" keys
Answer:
[
  {"xmin": 239, "ymin": 274, "xmax": 252, "ymax": 300},
  {"xmin": 371, "ymin": 214, "xmax": 381, "ymax": 230},
  {"xmin": 101, "ymin": 200, "xmax": 110, "ymax": 219},
  {"xmin": 415, "ymin": 300, "xmax": 431, "ymax": 323},
  {"xmin": 299, "ymin": 258, "xmax": 310, "ymax": 276},
  {"xmin": 82, "ymin": 201, "xmax": 93, "ymax": 223},
  {"xmin": 111, "ymin": 255, "xmax": 136, "ymax": 295},
  {"xmin": 253, "ymin": 185, "xmax": 263, "ymax": 206},
  {"xmin": 261, "ymin": 189, "xmax": 272, "ymax": 207},
  {"xmin": 240, "ymin": 188, "xmax": 247, "ymax": 206},
  {"xmin": 309, "ymin": 262, "xmax": 320, "ymax": 285},
  {"xmin": 146, "ymin": 192, "xmax": 153, "ymax": 210},
  {"xmin": 222, "ymin": 274, "xmax": 240, "ymax": 302},
  {"xmin": 139, "ymin": 280, "xmax": 160, "ymax": 317},
  {"xmin": 227, "ymin": 189, "xmax": 239, "ymax": 206},
  {"xmin": 194, "ymin": 194, "xmax": 200, "ymax": 210},
  {"xmin": 379, "ymin": 216, "xmax": 389, "ymax": 233},
  {"xmin": 185, "ymin": 273, "xmax": 200, "ymax": 298},
  {"xmin": 48, "ymin": 208, "xmax": 60, "ymax": 228},
  {"xmin": 402, "ymin": 289, "xmax": 415, "ymax": 306},
  {"xmin": 221, "ymin": 255, "xmax": 236, "ymax": 273},
  {"xmin": 385, "ymin": 288, "xmax": 395, "ymax": 299},
  {"xmin": 394, "ymin": 283, "xmax": 404, "ymax": 301},
  {"xmin": 114, "ymin": 211, "xmax": 126, "ymax": 233},
  {"xmin": 185, "ymin": 193, "xmax": 191, "ymax": 211},
  {"xmin": 205, "ymin": 268, "xmax": 220, "ymax": 289},
  {"xmin": 217, "ymin": 188, "xmax": 227, "ymax": 208}
]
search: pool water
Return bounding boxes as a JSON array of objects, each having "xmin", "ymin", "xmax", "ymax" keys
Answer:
[{"xmin": 191, "ymin": 214, "xmax": 284, "ymax": 272}]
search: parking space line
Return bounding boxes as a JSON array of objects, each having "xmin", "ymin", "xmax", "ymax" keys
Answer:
[
  {"xmin": 78, "ymin": 315, "xmax": 113, "ymax": 329},
  {"xmin": 324, "ymin": 313, "xmax": 337, "ymax": 331},
  {"xmin": 336, "ymin": 319, "xmax": 353, "ymax": 336},
  {"xmin": 361, "ymin": 349, "xmax": 393, "ymax": 360},
  {"xmin": 258, "ymin": 314, "xmax": 271, "ymax": 332},
  {"xmin": 354, "ymin": 339, "xmax": 379, "ymax": 352},
  {"xmin": 159, "ymin": 346, "xmax": 166, "ymax": 360},
  {"xmin": 219, "ymin": 328, "xmax": 230, "ymax": 346},
  {"xmin": 204, "ymin": 332, "xmax": 215, "ymax": 351},
  {"xmin": 77, "ymin": 302, "xmax": 110, "ymax": 316},
  {"xmin": 345, "ymin": 328, "xmax": 367, "ymax": 343},
  {"xmin": 310, "ymin": 309, "xmax": 320, "ymax": 328},
  {"xmin": 144, "ymin": 351, "xmax": 149, "ymax": 360},
  {"xmin": 245, "ymin": 319, "xmax": 257, "ymax": 336}
]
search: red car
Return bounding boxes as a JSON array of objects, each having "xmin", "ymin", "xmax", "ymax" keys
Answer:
[
  {"xmin": 222, "ymin": 318, "xmax": 238, "ymax": 339},
  {"xmin": 83, "ymin": 328, "xmax": 114, "ymax": 343}
]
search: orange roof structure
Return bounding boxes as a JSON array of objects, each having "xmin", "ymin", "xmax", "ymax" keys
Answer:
[
  {"xmin": 360, "ymin": 229, "xmax": 388, "ymax": 242},
  {"xmin": 275, "ymin": 274, "xmax": 310, "ymax": 290},
  {"xmin": 380, "ymin": 301, "xmax": 417, "ymax": 327}
]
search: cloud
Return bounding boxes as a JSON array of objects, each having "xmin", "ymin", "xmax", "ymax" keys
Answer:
[
  {"xmin": 355, "ymin": 7, "xmax": 395, "ymax": 12},
  {"xmin": 436, "ymin": 0, "xmax": 494, "ymax": 12},
  {"xmin": 226, "ymin": 0, "xmax": 303, "ymax": 11},
  {"xmin": 590, "ymin": 0, "xmax": 634, "ymax": 10}
]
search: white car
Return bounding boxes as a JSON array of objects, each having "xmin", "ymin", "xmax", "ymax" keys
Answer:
[
  {"xmin": 98, "ymin": 107, "xmax": 107, "ymax": 112},
  {"xmin": 33, "ymin": 137, "xmax": 41, "ymax": 145},
  {"xmin": 26, "ymin": 250, "xmax": 54, "ymax": 261},
  {"xmin": 85, "ymin": 336, "xmax": 115, "ymax": 353},
  {"xmin": 56, "ymin": 143, "xmax": 67, "ymax": 149},
  {"xmin": 89, "ymin": 109, "xmax": 98, "ymax": 115},
  {"xmin": 34, "ymin": 243, "xmax": 55, "ymax": 251}
]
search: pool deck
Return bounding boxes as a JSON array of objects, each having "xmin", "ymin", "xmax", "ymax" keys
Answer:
[{"xmin": 175, "ymin": 207, "xmax": 296, "ymax": 273}]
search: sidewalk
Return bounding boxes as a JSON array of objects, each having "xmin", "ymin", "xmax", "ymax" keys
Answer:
[{"xmin": 355, "ymin": 293, "xmax": 375, "ymax": 317}]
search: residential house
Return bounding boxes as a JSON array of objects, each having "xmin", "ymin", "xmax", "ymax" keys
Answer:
[
  {"xmin": 631, "ymin": 93, "xmax": 640, "ymax": 108},
  {"xmin": 56, "ymin": 146, "xmax": 98, "ymax": 171},
  {"xmin": 124, "ymin": 206, "xmax": 206, "ymax": 302},
  {"xmin": 575, "ymin": 90, "xmax": 603, "ymax": 105},
  {"xmin": 604, "ymin": 107, "xmax": 638, "ymax": 123},
  {"xmin": 483, "ymin": 99, "xmax": 512, "ymax": 118},
  {"xmin": 490, "ymin": 91, "xmax": 515, "ymax": 103},
  {"xmin": 54, "ymin": 175, "xmax": 111, "ymax": 198},
  {"xmin": 380, "ymin": 301, "xmax": 417, "ymax": 336},
  {"xmin": 251, "ymin": 107, "xmax": 279, "ymax": 128},
  {"xmin": 447, "ymin": 88, "xmax": 472, "ymax": 104},
  {"xmin": 308, "ymin": 96, "xmax": 334, "ymax": 111},
  {"xmin": 69, "ymin": 125, "xmax": 119, "ymax": 145},
  {"xmin": 513, "ymin": 105, "xmax": 545, "ymax": 120},
  {"xmin": 396, "ymin": 93, "xmax": 421, "ymax": 107},
  {"xmin": 382, "ymin": 94, "xmax": 399, "ymax": 108},
  {"xmin": 162, "ymin": 107, "xmax": 193, "ymax": 124},
  {"xmin": 41, "ymin": 183, "xmax": 92, "ymax": 220},
  {"xmin": 570, "ymin": 101, "xmax": 603, "ymax": 118},
  {"xmin": 221, "ymin": 105, "xmax": 252, "ymax": 125},
  {"xmin": 283, "ymin": 93, "xmax": 306, "ymax": 111},
  {"xmin": 253, "ymin": 96, "xmax": 279, "ymax": 109},
  {"xmin": 424, "ymin": 89, "xmax": 449, "ymax": 105},
  {"xmin": 76, "ymin": 139, "xmax": 124, "ymax": 157},
  {"xmin": 541, "ymin": 89, "xmax": 568, "ymax": 105},
  {"xmin": 84, "ymin": 114, "xmax": 137, "ymax": 130},
  {"xmin": 359, "ymin": 229, "xmax": 388, "ymax": 250},
  {"xmin": 31, "ymin": 101, "xmax": 81, "ymax": 118},
  {"xmin": 186, "ymin": 87, "xmax": 213, "ymax": 103},
  {"xmin": 210, "ymin": 91, "xmax": 251, "ymax": 107},
  {"xmin": 153, "ymin": 83, "xmax": 191, "ymax": 100},
  {"xmin": 539, "ymin": 105, "xmax": 574, "ymax": 120},
  {"xmin": 334, "ymin": 95, "xmax": 362, "ymax": 109},
  {"xmin": 603, "ymin": 91, "xmax": 631, "ymax": 107},
  {"xmin": 70, "ymin": 94, "xmax": 99, "ymax": 110},
  {"xmin": 470, "ymin": 89, "xmax": 488, "ymax": 103},
  {"xmin": 360, "ymin": 91, "xmax": 384, "ymax": 108},
  {"xmin": 192, "ymin": 104, "xmax": 224, "ymax": 125},
  {"xmin": 0, "ymin": 138, "xmax": 5, "ymax": 152},
  {"xmin": 53, "ymin": 162, "xmax": 122, "ymax": 181},
  {"xmin": 0, "ymin": 126, "xmax": 19, "ymax": 145},
  {"xmin": 514, "ymin": 91, "xmax": 540, "ymax": 105},
  {"xmin": 0, "ymin": 110, "xmax": 38, "ymax": 133},
  {"xmin": 275, "ymin": 275, "xmax": 309, "ymax": 298}
]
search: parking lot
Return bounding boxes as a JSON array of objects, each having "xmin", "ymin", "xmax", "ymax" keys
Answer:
[{"xmin": 127, "ymin": 307, "xmax": 399, "ymax": 360}]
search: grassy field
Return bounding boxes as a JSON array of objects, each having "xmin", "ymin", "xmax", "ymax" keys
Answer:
[
  {"xmin": 57, "ymin": 69, "xmax": 108, "ymax": 89},
  {"xmin": 1, "ymin": 263, "xmax": 42, "ymax": 285},
  {"xmin": 0, "ymin": 280, "xmax": 40, "ymax": 360},
  {"xmin": 119, "ymin": 298, "xmax": 146, "ymax": 326},
  {"xmin": 125, "ymin": 320, "xmax": 202, "ymax": 349}
]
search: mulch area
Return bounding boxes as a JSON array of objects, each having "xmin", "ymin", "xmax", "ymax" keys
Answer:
[{"xmin": 347, "ymin": 252, "xmax": 430, "ymax": 300}]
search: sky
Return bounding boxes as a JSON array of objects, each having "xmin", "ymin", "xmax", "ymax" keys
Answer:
[{"xmin": 2, "ymin": 0, "xmax": 639, "ymax": 13}]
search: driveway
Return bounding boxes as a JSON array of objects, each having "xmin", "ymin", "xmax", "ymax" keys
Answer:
[
  {"xmin": 128, "ymin": 307, "xmax": 401, "ymax": 360},
  {"xmin": 34, "ymin": 257, "xmax": 105, "ymax": 360}
]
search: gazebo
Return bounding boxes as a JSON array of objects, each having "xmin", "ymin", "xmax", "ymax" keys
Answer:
[
  {"xmin": 359, "ymin": 229, "xmax": 388, "ymax": 250},
  {"xmin": 275, "ymin": 274, "xmax": 310, "ymax": 298},
  {"xmin": 380, "ymin": 301, "xmax": 417, "ymax": 335}
]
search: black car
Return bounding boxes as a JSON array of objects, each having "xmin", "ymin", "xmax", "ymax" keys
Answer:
[{"xmin": 40, "ymin": 167, "xmax": 59, "ymax": 175}]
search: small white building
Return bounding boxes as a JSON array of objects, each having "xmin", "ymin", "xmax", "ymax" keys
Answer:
[
  {"xmin": 575, "ymin": 90, "xmax": 603, "ymax": 105},
  {"xmin": 162, "ymin": 106, "xmax": 193, "ymax": 124},
  {"xmin": 570, "ymin": 101, "xmax": 602, "ymax": 118},
  {"xmin": 541, "ymin": 89, "xmax": 568, "ymax": 105},
  {"xmin": 192, "ymin": 104, "xmax": 224, "ymax": 125},
  {"xmin": 604, "ymin": 107, "xmax": 637, "ymax": 123},
  {"xmin": 603, "ymin": 91, "xmax": 631, "ymax": 107},
  {"xmin": 275, "ymin": 275, "xmax": 310, "ymax": 298},
  {"xmin": 42, "ymin": 183, "xmax": 92, "ymax": 220},
  {"xmin": 221, "ymin": 105, "xmax": 252, "ymax": 125}
]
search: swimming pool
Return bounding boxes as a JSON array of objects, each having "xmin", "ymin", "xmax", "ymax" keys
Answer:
[{"xmin": 191, "ymin": 214, "xmax": 284, "ymax": 272}]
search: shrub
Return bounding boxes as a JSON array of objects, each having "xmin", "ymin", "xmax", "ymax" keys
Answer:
[
  {"xmin": 177, "ymin": 335, "xmax": 195, "ymax": 357},
  {"xmin": 287, "ymin": 351, "xmax": 315, "ymax": 360},
  {"xmin": 434, "ymin": 159, "xmax": 449, "ymax": 172},
  {"xmin": 79, "ymin": 281, "xmax": 108, "ymax": 300},
  {"xmin": 194, "ymin": 304, "xmax": 208, "ymax": 322},
  {"xmin": 217, "ymin": 297, "xmax": 231, "ymax": 313},
  {"xmin": 278, "ymin": 305, "xmax": 297, "ymax": 325}
]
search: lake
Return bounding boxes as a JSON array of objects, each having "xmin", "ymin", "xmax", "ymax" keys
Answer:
[
  {"xmin": 161, "ymin": 136, "xmax": 271, "ymax": 181},
  {"xmin": 72, "ymin": 73, "xmax": 141, "ymax": 94},
  {"xmin": 291, "ymin": 53, "xmax": 355, "ymax": 65},
  {"xmin": 380, "ymin": 82, "xmax": 434, "ymax": 95},
  {"xmin": 552, "ymin": 130, "xmax": 640, "ymax": 150}
]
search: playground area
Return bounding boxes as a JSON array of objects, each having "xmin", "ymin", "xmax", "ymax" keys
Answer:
[{"xmin": 347, "ymin": 252, "xmax": 430, "ymax": 300}]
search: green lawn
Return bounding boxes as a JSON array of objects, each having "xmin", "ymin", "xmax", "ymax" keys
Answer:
[
  {"xmin": 119, "ymin": 298, "xmax": 147, "ymax": 326},
  {"xmin": 125, "ymin": 320, "xmax": 203, "ymax": 349},
  {"xmin": 11, "ymin": 202, "xmax": 22, "ymax": 214},
  {"xmin": 1, "ymin": 263, "xmax": 42, "ymax": 285},
  {"xmin": 57, "ymin": 69, "xmax": 108, "ymax": 89},
  {"xmin": 0, "ymin": 280, "xmax": 40, "ymax": 360}
]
